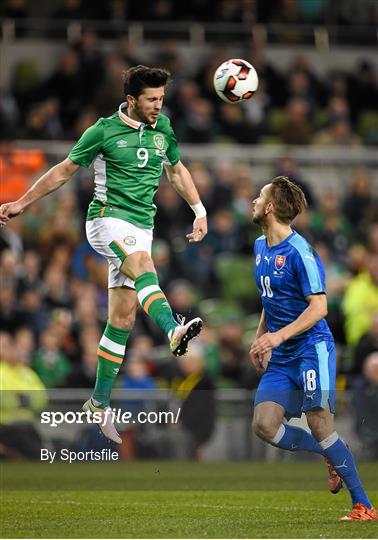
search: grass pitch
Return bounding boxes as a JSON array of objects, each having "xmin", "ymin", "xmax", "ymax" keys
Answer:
[{"xmin": 1, "ymin": 462, "xmax": 377, "ymax": 538}]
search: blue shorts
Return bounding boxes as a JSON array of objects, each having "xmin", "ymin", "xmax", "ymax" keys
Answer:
[{"xmin": 254, "ymin": 340, "xmax": 336, "ymax": 419}]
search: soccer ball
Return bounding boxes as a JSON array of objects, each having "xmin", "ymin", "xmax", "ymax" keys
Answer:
[{"xmin": 213, "ymin": 59, "xmax": 259, "ymax": 104}]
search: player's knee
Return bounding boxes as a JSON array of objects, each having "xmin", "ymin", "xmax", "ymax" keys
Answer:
[
  {"xmin": 122, "ymin": 251, "xmax": 155, "ymax": 279},
  {"xmin": 110, "ymin": 311, "xmax": 136, "ymax": 330},
  {"xmin": 252, "ymin": 417, "xmax": 278, "ymax": 441},
  {"xmin": 136, "ymin": 251, "xmax": 154, "ymax": 272},
  {"xmin": 306, "ymin": 410, "xmax": 334, "ymax": 442}
]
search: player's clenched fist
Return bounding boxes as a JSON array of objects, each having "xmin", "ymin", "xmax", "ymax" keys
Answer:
[{"xmin": 0, "ymin": 201, "xmax": 24, "ymax": 225}]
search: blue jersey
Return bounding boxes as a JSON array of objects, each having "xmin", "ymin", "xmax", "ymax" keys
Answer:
[{"xmin": 253, "ymin": 230, "xmax": 333, "ymax": 362}]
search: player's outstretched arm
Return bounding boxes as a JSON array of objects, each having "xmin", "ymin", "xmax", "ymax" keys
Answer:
[
  {"xmin": 251, "ymin": 294, "xmax": 328, "ymax": 356},
  {"xmin": 0, "ymin": 158, "xmax": 80, "ymax": 225},
  {"xmin": 164, "ymin": 161, "xmax": 207, "ymax": 243}
]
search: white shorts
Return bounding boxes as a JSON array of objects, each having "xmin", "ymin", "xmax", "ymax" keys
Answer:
[{"xmin": 86, "ymin": 217, "xmax": 153, "ymax": 289}]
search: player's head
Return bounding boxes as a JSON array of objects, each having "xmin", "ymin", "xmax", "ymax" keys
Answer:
[
  {"xmin": 252, "ymin": 176, "xmax": 307, "ymax": 226},
  {"xmin": 122, "ymin": 65, "xmax": 171, "ymax": 124}
]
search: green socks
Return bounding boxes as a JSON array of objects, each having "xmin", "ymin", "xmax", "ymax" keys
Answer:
[
  {"xmin": 93, "ymin": 273, "xmax": 177, "ymax": 407},
  {"xmin": 135, "ymin": 272, "xmax": 178, "ymax": 337},
  {"xmin": 93, "ymin": 322, "xmax": 130, "ymax": 408}
]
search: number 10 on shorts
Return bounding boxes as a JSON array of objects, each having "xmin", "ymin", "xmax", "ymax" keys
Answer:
[{"xmin": 303, "ymin": 369, "xmax": 317, "ymax": 391}]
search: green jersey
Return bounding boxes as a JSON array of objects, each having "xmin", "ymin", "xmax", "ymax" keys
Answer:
[{"xmin": 68, "ymin": 104, "xmax": 180, "ymax": 229}]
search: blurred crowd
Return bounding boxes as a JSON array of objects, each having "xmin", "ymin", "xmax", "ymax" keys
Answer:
[
  {"xmin": 1, "ymin": 32, "xmax": 378, "ymax": 145},
  {"xmin": 2, "ymin": 0, "xmax": 378, "ymax": 28},
  {"xmin": 1, "ymin": 0, "xmax": 378, "ymax": 457},
  {"xmin": 1, "ymin": 155, "xmax": 377, "ymax": 398}
]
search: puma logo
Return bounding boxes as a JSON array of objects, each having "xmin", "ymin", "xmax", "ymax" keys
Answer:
[
  {"xmin": 334, "ymin": 460, "xmax": 348, "ymax": 469},
  {"xmin": 264, "ymin": 256, "xmax": 272, "ymax": 264}
]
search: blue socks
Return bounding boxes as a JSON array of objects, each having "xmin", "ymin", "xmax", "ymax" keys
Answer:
[
  {"xmin": 272, "ymin": 424, "xmax": 323, "ymax": 454},
  {"xmin": 319, "ymin": 432, "xmax": 372, "ymax": 508},
  {"xmin": 272, "ymin": 425, "xmax": 371, "ymax": 508}
]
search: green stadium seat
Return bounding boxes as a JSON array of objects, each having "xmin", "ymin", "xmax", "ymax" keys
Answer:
[
  {"xmin": 358, "ymin": 111, "xmax": 378, "ymax": 145},
  {"xmin": 214, "ymin": 254, "xmax": 259, "ymax": 304}
]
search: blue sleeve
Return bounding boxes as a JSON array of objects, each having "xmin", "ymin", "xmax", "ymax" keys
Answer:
[{"xmin": 293, "ymin": 247, "xmax": 326, "ymax": 297}]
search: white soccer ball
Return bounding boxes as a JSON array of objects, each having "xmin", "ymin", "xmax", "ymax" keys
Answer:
[{"xmin": 213, "ymin": 59, "xmax": 259, "ymax": 104}]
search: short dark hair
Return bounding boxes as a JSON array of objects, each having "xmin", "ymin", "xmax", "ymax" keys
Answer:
[
  {"xmin": 269, "ymin": 176, "xmax": 307, "ymax": 224},
  {"xmin": 122, "ymin": 65, "xmax": 171, "ymax": 98}
]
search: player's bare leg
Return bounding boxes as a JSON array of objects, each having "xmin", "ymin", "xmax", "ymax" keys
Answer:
[
  {"xmin": 253, "ymin": 401, "xmax": 342, "ymax": 492},
  {"xmin": 307, "ymin": 407, "xmax": 376, "ymax": 521},
  {"xmin": 252, "ymin": 401, "xmax": 286, "ymax": 442},
  {"xmin": 83, "ymin": 287, "xmax": 138, "ymax": 444},
  {"xmin": 121, "ymin": 251, "xmax": 202, "ymax": 356}
]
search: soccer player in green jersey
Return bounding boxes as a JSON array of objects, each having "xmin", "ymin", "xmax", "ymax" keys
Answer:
[{"xmin": 0, "ymin": 66, "xmax": 208, "ymax": 443}]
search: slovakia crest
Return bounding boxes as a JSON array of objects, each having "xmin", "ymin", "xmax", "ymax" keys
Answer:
[{"xmin": 274, "ymin": 254, "xmax": 286, "ymax": 270}]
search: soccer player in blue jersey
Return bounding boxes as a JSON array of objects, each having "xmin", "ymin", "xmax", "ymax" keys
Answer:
[{"xmin": 249, "ymin": 176, "xmax": 376, "ymax": 522}]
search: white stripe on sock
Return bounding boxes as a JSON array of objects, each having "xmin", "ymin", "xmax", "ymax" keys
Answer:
[
  {"xmin": 100, "ymin": 335, "xmax": 126, "ymax": 355},
  {"xmin": 271, "ymin": 424, "xmax": 286, "ymax": 444},
  {"xmin": 137, "ymin": 285, "xmax": 161, "ymax": 305},
  {"xmin": 319, "ymin": 431, "xmax": 339, "ymax": 450}
]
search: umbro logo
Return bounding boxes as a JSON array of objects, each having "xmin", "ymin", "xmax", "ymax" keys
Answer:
[{"xmin": 116, "ymin": 139, "xmax": 128, "ymax": 148}]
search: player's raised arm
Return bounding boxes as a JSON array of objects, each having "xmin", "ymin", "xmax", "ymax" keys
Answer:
[
  {"xmin": 164, "ymin": 160, "xmax": 208, "ymax": 243},
  {"xmin": 0, "ymin": 157, "xmax": 80, "ymax": 225}
]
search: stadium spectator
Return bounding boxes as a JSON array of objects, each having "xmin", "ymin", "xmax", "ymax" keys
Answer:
[
  {"xmin": 343, "ymin": 169, "xmax": 375, "ymax": 237},
  {"xmin": 218, "ymin": 103, "xmax": 257, "ymax": 143},
  {"xmin": 343, "ymin": 253, "xmax": 378, "ymax": 346},
  {"xmin": 352, "ymin": 352, "xmax": 378, "ymax": 459},
  {"xmin": 218, "ymin": 313, "xmax": 248, "ymax": 384},
  {"xmin": 14, "ymin": 326, "xmax": 35, "ymax": 364},
  {"xmin": 274, "ymin": 156, "xmax": 316, "ymax": 208},
  {"xmin": 314, "ymin": 241, "xmax": 350, "ymax": 344},
  {"xmin": 278, "ymin": 98, "xmax": 311, "ymax": 145},
  {"xmin": 31, "ymin": 328, "xmax": 72, "ymax": 387},
  {"xmin": 0, "ymin": 286, "xmax": 27, "ymax": 333},
  {"xmin": 21, "ymin": 99, "xmax": 64, "ymax": 140},
  {"xmin": 159, "ymin": 343, "xmax": 216, "ymax": 459},
  {"xmin": 312, "ymin": 118, "xmax": 361, "ymax": 146},
  {"xmin": 0, "ymin": 136, "xmax": 47, "ymax": 204},
  {"xmin": 42, "ymin": 48, "xmax": 84, "ymax": 130},
  {"xmin": 151, "ymin": 239, "xmax": 177, "ymax": 291},
  {"xmin": 310, "ymin": 191, "xmax": 352, "ymax": 264},
  {"xmin": 92, "ymin": 53, "xmax": 128, "ymax": 118},
  {"xmin": 166, "ymin": 280, "xmax": 200, "ymax": 322},
  {"xmin": 0, "ymin": 331, "xmax": 47, "ymax": 459},
  {"xmin": 351, "ymin": 312, "xmax": 378, "ymax": 375},
  {"xmin": 74, "ymin": 31, "xmax": 105, "ymax": 102},
  {"xmin": 176, "ymin": 97, "xmax": 217, "ymax": 143}
]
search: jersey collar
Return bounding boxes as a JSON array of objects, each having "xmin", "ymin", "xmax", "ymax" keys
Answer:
[{"xmin": 118, "ymin": 102, "xmax": 157, "ymax": 129}]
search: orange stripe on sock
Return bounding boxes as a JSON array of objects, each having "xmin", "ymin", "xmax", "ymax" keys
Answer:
[
  {"xmin": 113, "ymin": 240, "xmax": 129, "ymax": 258},
  {"xmin": 97, "ymin": 348, "xmax": 124, "ymax": 364},
  {"xmin": 143, "ymin": 292, "xmax": 166, "ymax": 314},
  {"xmin": 100, "ymin": 206, "xmax": 106, "ymax": 217}
]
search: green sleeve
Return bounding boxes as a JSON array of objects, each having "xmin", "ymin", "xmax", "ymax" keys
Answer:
[
  {"xmin": 166, "ymin": 125, "xmax": 180, "ymax": 166},
  {"xmin": 68, "ymin": 119, "xmax": 104, "ymax": 168}
]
